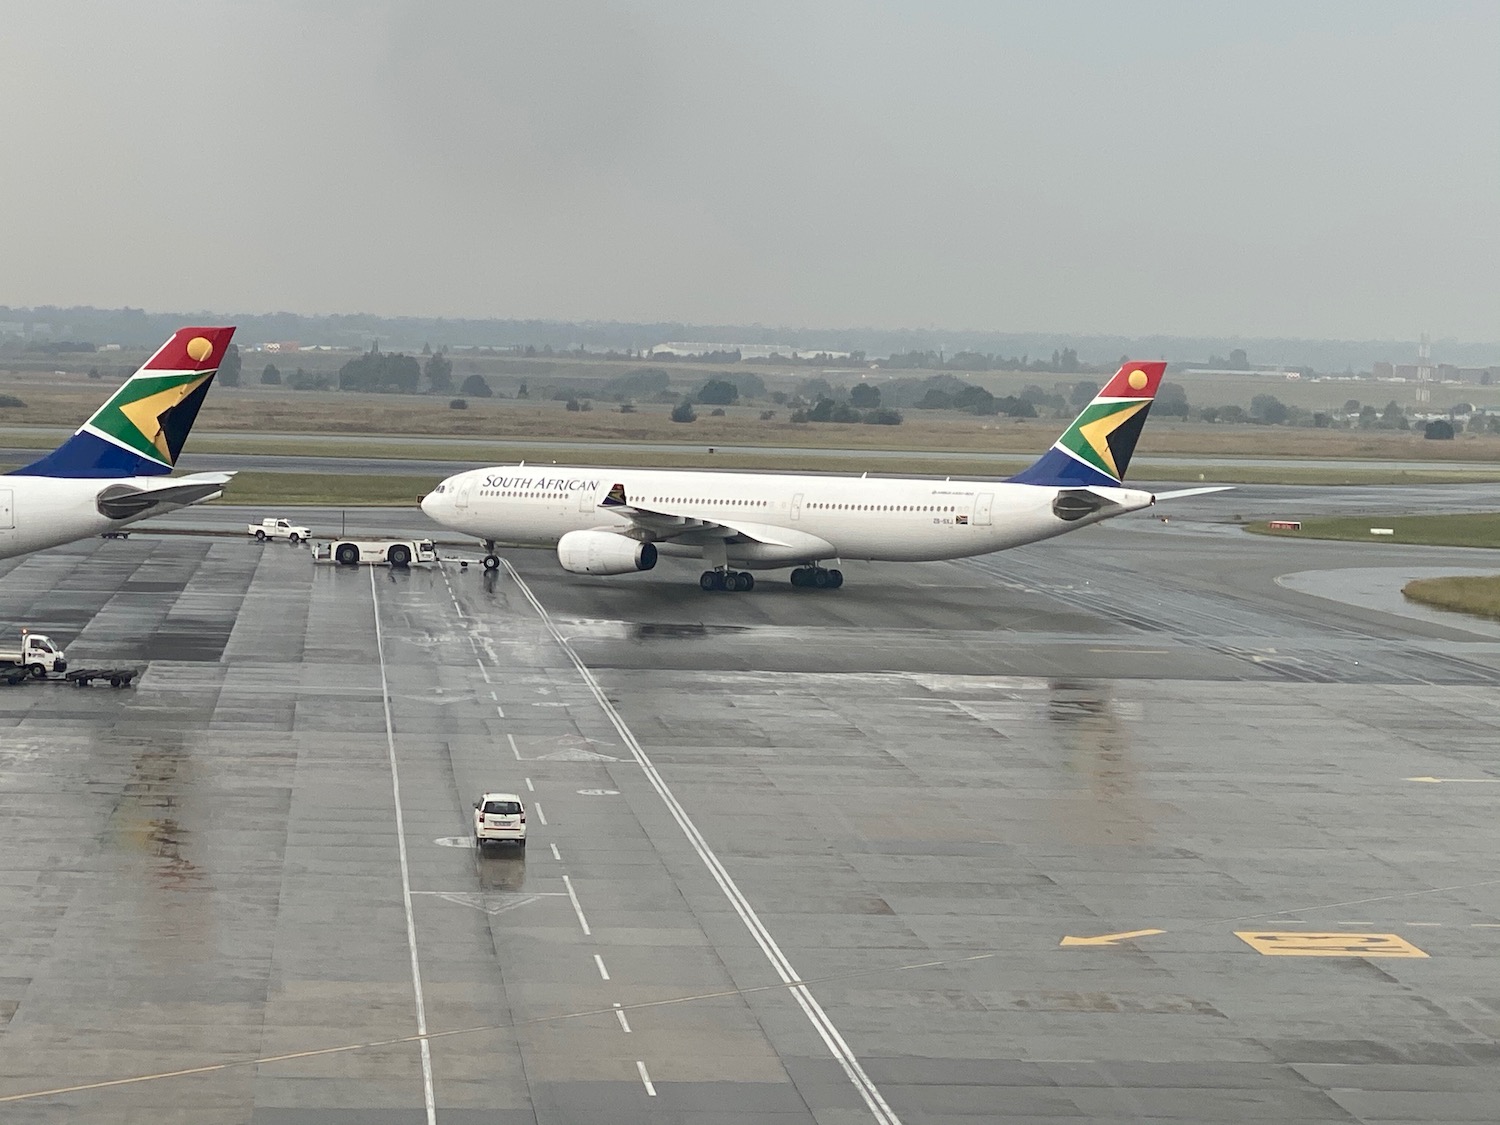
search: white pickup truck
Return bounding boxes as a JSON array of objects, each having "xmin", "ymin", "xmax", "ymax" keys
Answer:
[
  {"xmin": 249, "ymin": 517, "xmax": 310, "ymax": 543},
  {"xmin": 0, "ymin": 632, "xmax": 67, "ymax": 677}
]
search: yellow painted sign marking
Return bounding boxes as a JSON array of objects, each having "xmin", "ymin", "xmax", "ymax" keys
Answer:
[
  {"xmin": 1059, "ymin": 928, "xmax": 1165, "ymax": 947},
  {"xmin": 1235, "ymin": 931, "xmax": 1429, "ymax": 958}
]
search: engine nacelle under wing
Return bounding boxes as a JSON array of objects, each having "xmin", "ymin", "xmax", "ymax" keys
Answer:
[{"xmin": 557, "ymin": 529, "xmax": 659, "ymax": 575}]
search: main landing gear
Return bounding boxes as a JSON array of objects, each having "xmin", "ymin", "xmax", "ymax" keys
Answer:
[
  {"xmin": 700, "ymin": 569, "xmax": 755, "ymax": 592},
  {"xmin": 481, "ymin": 539, "xmax": 500, "ymax": 571},
  {"xmin": 790, "ymin": 566, "xmax": 843, "ymax": 589}
]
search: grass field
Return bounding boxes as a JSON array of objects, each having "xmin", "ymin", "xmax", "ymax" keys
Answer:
[
  {"xmin": 1249, "ymin": 513, "xmax": 1500, "ymax": 548},
  {"xmin": 6, "ymin": 369, "xmax": 1500, "ymax": 464},
  {"xmin": 211, "ymin": 472, "xmax": 436, "ymax": 507},
  {"xmin": 1402, "ymin": 574, "xmax": 1500, "ymax": 619}
]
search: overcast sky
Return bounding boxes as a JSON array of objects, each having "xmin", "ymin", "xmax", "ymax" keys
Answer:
[{"xmin": 1, "ymin": 1, "xmax": 1495, "ymax": 340}]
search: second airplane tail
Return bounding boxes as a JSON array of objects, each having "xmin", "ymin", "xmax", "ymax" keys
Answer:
[
  {"xmin": 11, "ymin": 326, "xmax": 236, "ymax": 478},
  {"xmin": 1008, "ymin": 360, "xmax": 1167, "ymax": 488}
]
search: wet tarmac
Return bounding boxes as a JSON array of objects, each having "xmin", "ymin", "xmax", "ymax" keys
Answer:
[{"xmin": 1, "ymin": 512, "xmax": 1500, "ymax": 1122}]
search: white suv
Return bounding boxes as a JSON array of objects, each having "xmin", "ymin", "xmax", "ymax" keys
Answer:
[{"xmin": 473, "ymin": 792, "xmax": 527, "ymax": 848}]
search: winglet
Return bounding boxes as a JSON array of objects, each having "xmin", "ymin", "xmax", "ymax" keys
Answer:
[
  {"xmin": 1009, "ymin": 361, "xmax": 1167, "ymax": 488},
  {"xmin": 11, "ymin": 326, "xmax": 236, "ymax": 478}
]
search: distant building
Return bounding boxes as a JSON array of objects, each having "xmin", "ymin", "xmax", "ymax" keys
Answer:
[
  {"xmin": 649, "ymin": 341, "xmax": 850, "ymax": 360},
  {"xmin": 1372, "ymin": 361, "xmax": 1394, "ymax": 380}
]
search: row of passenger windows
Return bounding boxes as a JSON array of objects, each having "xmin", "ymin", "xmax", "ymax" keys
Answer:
[
  {"xmin": 808, "ymin": 503, "xmax": 955, "ymax": 512},
  {"xmin": 482, "ymin": 490, "xmax": 566, "ymax": 499},
  {"xmin": 651, "ymin": 497, "xmax": 767, "ymax": 507}
]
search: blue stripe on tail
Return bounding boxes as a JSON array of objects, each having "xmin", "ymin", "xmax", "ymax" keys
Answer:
[
  {"xmin": 1008, "ymin": 447, "xmax": 1120, "ymax": 488},
  {"xmin": 11, "ymin": 431, "xmax": 172, "ymax": 478}
]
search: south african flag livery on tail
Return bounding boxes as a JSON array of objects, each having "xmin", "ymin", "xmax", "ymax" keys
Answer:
[
  {"xmin": 12, "ymin": 327, "xmax": 235, "ymax": 478},
  {"xmin": 1009, "ymin": 360, "xmax": 1167, "ymax": 488}
]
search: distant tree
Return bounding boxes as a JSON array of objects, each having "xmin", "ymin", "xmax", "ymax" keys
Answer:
[
  {"xmin": 1198, "ymin": 406, "xmax": 1220, "ymax": 423},
  {"xmin": 1342, "ymin": 398, "xmax": 1361, "ymax": 414},
  {"xmin": 1217, "ymin": 404, "xmax": 1249, "ymax": 423},
  {"xmin": 1229, "ymin": 348, "xmax": 1249, "ymax": 369},
  {"xmin": 808, "ymin": 398, "xmax": 836, "ymax": 422},
  {"xmin": 952, "ymin": 385, "xmax": 997, "ymax": 415},
  {"xmin": 618, "ymin": 402, "xmax": 636, "ymax": 413},
  {"xmin": 0, "ymin": 394, "xmax": 26, "ymax": 408},
  {"xmin": 849, "ymin": 383, "xmax": 881, "ymax": 409},
  {"xmin": 1381, "ymin": 399, "xmax": 1409, "ymax": 430},
  {"xmin": 1249, "ymin": 394, "xmax": 1290, "ymax": 424},
  {"xmin": 1424, "ymin": 419, "xmax": 1455, "ymax": 440},
  {"xmin": 995, "ymin": 395, "xmax": 1037, "ymax": 418},
  {"xmin": 261, "ymin": 363, "xmax": 282, "ymax": 385},
  {"xmin": 338, "ymin": 349, "xmax": 420, "ymax": 393},
  {"xmin": 1155, "ymin": 382, "xmax": 1189, "ymax": 418},
  {"xmin": 759, "ymin": 409, "xmax": 777, "ymax": 420},
  {"xmin": 424, "ymin": 351, "xmax": 453, "ymax": 393},
  {"xmin": 421, "ymin": 341, "xmax": 432, "ymax": 356},
  {"xmin": 87, "ymin": 366, "xmax": 101, "ymax": 380},
  {"xmin": 449, "ymin": 398, "xmax": 468, "ymax": 410},
  {"xmin": 1070, "ymin": 380, "xmax": 1100, "ymax": 407},
  {"xmin": 565, "ymin": 397, "xmax": 582, "ymax": 412},
  {"xmin": 218, "ymin": 343, "xmax": 242, "ymax": 387},
  {"xmin": 863, "ymin": 408, "xmax": 903, "ymax": 425},
  {"xmin": 460, "ymin": 373, "xmax": 492, "ymax": 397},
  {"xmin": 829, "ymin": 403, "xmax": 861, "ymax": 423},
  {"xmin": 709, "ymin": 407, "xmax": 726, "ymax": 416},
  {"xmin": 516, "ymin": 381, "xmax": 529, "ymax": 399},
  {"xmin": 915, "ymin": 388, "xmax": 954, "ymax": 409},
  {"xmin": 1358, "ymin": 404, "xmax": 1379, "ymax": 428},
  {"xmin": 670, "ymin": 398, "xmax": 697, "ymax": 423},
  {"xmin": 697, "ymin": 378, "xmax": 739, "ymax": 405}
]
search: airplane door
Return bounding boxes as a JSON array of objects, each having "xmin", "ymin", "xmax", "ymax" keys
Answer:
[
  {"xmin": 974, "ymin": 493, "xmax": 993, "ymax": 526},
  {"xmin": 791, "ymin": 492, "xmax": 803, "ymax": 520},
  {"xmin": 0, "ymin": 490, "xmax": 12, "ymax": 529},
  {"xmin": 579, "ymin": 487, "xmax": 595, "ymax": 513},
  {"xmin": 456, "ymin": 479, "xmax": 472, "ymax": 511}
]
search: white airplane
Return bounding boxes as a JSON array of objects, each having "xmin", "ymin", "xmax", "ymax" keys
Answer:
[
  {"xmin": 1, "ymin": 326, "xmax": 237, "ymax": 561},
  {"xmin": 422, "ymin": 360, "xmax": 1221, "ymax": 590}
]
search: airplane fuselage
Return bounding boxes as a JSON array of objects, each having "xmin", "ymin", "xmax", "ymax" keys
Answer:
[
  {"xmin": 0, "ymin": 474, "xmax": 226, "ymax": 561},
  {"xmin": 424, "ymin": 464, "xmax": 1155, "ymax": 567}
]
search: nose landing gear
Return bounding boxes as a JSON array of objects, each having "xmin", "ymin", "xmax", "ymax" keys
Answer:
[
  {"xmin": 790, "ymin": 566, "xmax": 843, "ymax": 589},
  {"xmin": 699, "ymin": 569, "xmax": 755, "ymax": 592}
]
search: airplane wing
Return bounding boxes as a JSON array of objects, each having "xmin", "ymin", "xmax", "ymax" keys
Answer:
[
  {"xmin": 598, "ymin": 482, "xmax": 795, "ymax": 546},
  {"xmin": 96, "ymin": 471, "xmax": 236, "ymax": 519}
]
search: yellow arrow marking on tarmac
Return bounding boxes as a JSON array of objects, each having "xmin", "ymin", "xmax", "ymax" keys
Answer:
[{"xmin": 1059, "ymin": 928, "xmax": 1165, "ymax": 947}]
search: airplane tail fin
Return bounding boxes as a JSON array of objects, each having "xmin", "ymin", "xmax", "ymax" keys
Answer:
[
  {"xmin": 11, "ymin": 326, "xmax": 236, "ymax": 478},
  {"xmin": 1008, "ymin": 360, "xmax": 1167, "ymax": 488}
]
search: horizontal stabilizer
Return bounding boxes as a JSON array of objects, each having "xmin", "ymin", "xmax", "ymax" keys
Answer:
[
  {"xmin": 96, "ymin": 472, "xmax": 235, "ymax": 520},
  {"xmin": 1153, "ymin": 485, "xmax": 1234, "ymax": 500}
]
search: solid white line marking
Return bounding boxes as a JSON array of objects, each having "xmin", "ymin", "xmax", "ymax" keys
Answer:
[
  {"xmin": 507, "ymin": 733, "xmax": 520, "ymax": 760},
  {"xmin": 614, "ymin": 1005, "xmax": 631, "ymax": 1033},
  {"xmin": 562, "ymin": 875, "xmax": 591, "ymax": 935},
  {"xmin": 504, "ymin": 560, "xmax": 901, "ymax": 1125},
  {"xmin": 550, "ymin": 843, "xmax": 561, "ymax": 861},
  {"xmin": 370, "ymin": 568, "xmax": 438, "ymax": 1125},
  {"xmin": 525, "ymin": 777, "xmax": 534, "ymax": 792},
  {"xmin": 534, "ymin": 802, "xmax": 547, "ymax": 825},
  {"xmin": 636, "ymin": 1060, "xmax": 655, "ymax": 1096},
  {"xmin": 594, "ymin": 954, "xmax": 610, "ymax": 980}
]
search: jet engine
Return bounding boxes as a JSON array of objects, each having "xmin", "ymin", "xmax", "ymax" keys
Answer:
[{"xmin": 557, "ymin": 530, "xmax": 658, "ymax": 575}]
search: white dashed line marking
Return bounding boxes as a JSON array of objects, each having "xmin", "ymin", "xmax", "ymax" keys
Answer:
[
  {"xmin": 594, "ymin": 954, "xmax": 610, "ymax": 980},
  {"xmin": 614, "ymin": 1004, "xmax": 631, "ymax": 1033},
  {"xmin": 507, "ymin": 734, "xmax": 520, "ymax": 761},
  {"xmin": 563, "ymin": 875, "xmax": 591, "ymax": 935},
  {"xmin": 524, "ymin": 777, "xmax": 534, "ymax": 792},
  {"xmin": 636, "ymin": 1060, "xmax": 655, "ymax": 1095},
  {"xmin": 550, "ymin": 843, "xmax": 561, "ymax": 861},
  {"xmin": 533, "ymin": 803, "xmax": 547, "ymax": 825}
]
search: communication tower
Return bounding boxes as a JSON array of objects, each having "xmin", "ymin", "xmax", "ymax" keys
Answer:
[{"xmin": 1415, "ymin": 333, "xmax": 1432, "ymax": 405}]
